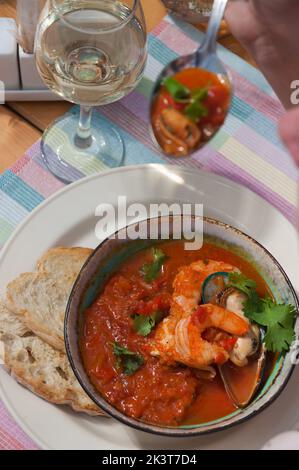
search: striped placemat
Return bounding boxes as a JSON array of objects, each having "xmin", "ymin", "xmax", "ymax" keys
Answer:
[{"xmin": 0, "ymin": 15, "xmax": 297, "ymax": 450}]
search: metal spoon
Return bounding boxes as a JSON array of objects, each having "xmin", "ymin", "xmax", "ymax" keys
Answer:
[{"xmin": 150, "ymin": 0, "xmax": 230, "ymax": 156}]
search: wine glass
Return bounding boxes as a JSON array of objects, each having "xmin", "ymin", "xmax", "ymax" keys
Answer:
[{"xmin": 35, "ymin": 0, "xmax": 147, "ymax": 183}]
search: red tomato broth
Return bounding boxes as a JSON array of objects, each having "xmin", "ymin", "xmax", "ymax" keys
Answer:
[
  {"xmin": 80, "ymin": 240, "xmax": 273, "ymax": 427},
  {"xmin": 151, "ymin": 67, "xmax": 231, "ymax": 157}
]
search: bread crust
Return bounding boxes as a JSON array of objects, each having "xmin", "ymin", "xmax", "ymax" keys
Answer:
[
  {"xmin": 0, "ymin": 247, "xmax": 106, "ymax": 417},
  {"xmin": 6, "ymin": 247, "xmax": 93, "ymax": 352},
  {"xmin": 36, "ymin": 247, "xmax": 93, "ymax": 275},
  {"xmin": 0, "ymin": 302, "xmax": 105, "ymax": 416}
]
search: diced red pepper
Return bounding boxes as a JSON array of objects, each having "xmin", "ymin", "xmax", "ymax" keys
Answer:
[{"xmin": 219, "ymin": 336, "xmax": 238, "ymax": 352}]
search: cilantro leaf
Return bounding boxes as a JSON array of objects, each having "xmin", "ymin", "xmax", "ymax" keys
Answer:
[
  {"xmin": 163, "ymin": 77, "xmax": 190, "ymax": 102},
  {"xmin": 264, "ymin": 323, "xmax": 295, "ymax": 353},
  {"xmin": 185, "ymin": 100, "xmax": 208, "ymax": 122},
  {"xmin": 133, "ymin": 315, "xmax": 154, "ymax": 336},
  {"xmin": 112, "ymin": 342, "xmax": 144, "ymax": 375},
  {"xmin": 123, "ymin": 355, "xmax": 145, "ymax": 375},
  {"xmin": 191, "ymin": 87, "xmax": 209, "ymax": 102},
  {"xmin": 228, "ymin": 273, "xmax": 297, "ymax": 354},
  {"xmin": 228, "ymin": 272, "xmax": 257, "ymax": 297},
  {"xmin": 132, "ymin": 310, "xmax": 164, "ymax": 336},
  {"xmin": 140, "ymin": 248, "xmax": 167, "ymax": 283},
  {"xmin": 246, "ymin": 299, "xmax": 295, "ymax": 327},
  {"xmin": 243, "ymin": 290, "xmax": 263, "ymax": 317},
  {"xmin": 113, "ymin": 343, "xmax": 135, "ymax": 357},
  {"xmin": 244, "ymin": 298, "xmax": 297, "ymax": 354},
  {"xmin": 183, "ymin": 86, "xmax": 209, "ymax": 122}
]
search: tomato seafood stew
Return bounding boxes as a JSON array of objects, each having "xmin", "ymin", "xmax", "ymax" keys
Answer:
[
  {"xmin": 151, "ymin": 67, "xmax": 231, "ymax": 157},
  {"xmin": 80, "ymin": 241, "xmax": 296, "ymax": 427}
]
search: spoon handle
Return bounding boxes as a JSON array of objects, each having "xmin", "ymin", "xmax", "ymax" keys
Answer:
[{"xmin": 198, "ymin": 0, "xmax": 228, "ymax": 56}]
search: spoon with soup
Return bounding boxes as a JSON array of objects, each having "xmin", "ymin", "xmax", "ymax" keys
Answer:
[{"xmin": 150, "ymin": 0, "xmax": 230, "ymax": 157}]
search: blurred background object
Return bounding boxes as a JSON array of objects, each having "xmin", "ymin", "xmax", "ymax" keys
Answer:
[
  {"xmin": 161, "ymin": 0, "xmax": 229, "ymax": 37},
  {"xmin": 161, "ymin": 0, "xmax": 213, "ymax": 23},
  {"xmin": 0, "ymin": 18, "xmax": 19, "ymax": 90},
  {"xmin": 16, "ymin": 0, "xmax": 46, "ymax": 53}
]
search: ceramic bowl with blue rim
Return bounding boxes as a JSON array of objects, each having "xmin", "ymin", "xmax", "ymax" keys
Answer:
[{"xmin": 65, "ymin": 216, "xmax": 299, "ymax": 436}]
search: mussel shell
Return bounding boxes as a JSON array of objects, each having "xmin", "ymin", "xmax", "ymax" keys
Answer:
[
  {"xmin": 202, "ymin": 273, "xmax": 267, "ymax": 407},
  {"xmin": 202, "ymin": 271, "xmax": 229, "ymax": 304},
  {"xmin": 219, "ymin": 332, "xmax": 266, "ymax": 409},
  {"xmin": 195, "ymin": 366, "xmax": 216, "ymax": 381}
]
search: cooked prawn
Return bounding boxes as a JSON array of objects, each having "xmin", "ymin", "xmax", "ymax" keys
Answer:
[{"xmin": 151, "ymin": 259, "xmax": 249, "ymax": 368}]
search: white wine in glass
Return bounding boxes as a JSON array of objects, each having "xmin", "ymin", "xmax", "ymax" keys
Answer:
[{"xmin": 35, "ymin": 0, "xmax": 147, "ymax": 183}]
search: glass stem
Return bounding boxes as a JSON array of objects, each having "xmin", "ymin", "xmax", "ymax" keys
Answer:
[{"xmin": 75, "ymin": 105, "xmax": 93, "ymax": 149}]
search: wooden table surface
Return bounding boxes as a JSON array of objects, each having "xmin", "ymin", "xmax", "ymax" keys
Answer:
[{"xmin": 0, "ymin": 0, "xmax": 254, "ymax": 173}]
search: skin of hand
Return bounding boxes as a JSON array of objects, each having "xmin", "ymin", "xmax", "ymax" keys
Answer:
[
  {"xmin": 279, "ymin": 107, "xmax": 299, "ymax": 167},
  {"xmin": 225, "ymin": 0, "xmax": 299, "ymax": 108}
]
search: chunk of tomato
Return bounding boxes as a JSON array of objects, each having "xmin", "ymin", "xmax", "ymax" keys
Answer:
[
  {"xmin": 154, "ymin": 90, "xmax": 186, "ymax": 115},
  {"xmin": 205, "ymin": 85, "xmax": 230, "ymax": 110}
]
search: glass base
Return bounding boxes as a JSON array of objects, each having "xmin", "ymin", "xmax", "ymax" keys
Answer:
[{"xmin": 41, "ymin": 112, "xmax": 124, "ymax": 184}]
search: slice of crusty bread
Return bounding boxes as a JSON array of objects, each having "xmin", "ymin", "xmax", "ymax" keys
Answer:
[
  {"xmin": 37, "ymin": 247, "xmax": 92, "ymax": 276},
  {"xmin": 6, "ymin": 247, "xmax": 92, "ymax": 352},
  {"xmin": 0, "ymin": 301, "xmax": 104, "ymax": 416},
  {"xmin": 0, "ymin": 301, "xmax": 29, "ymax": 337},
  {"xmin": 6, "ymin": 272, "xmax": 76, "ymax": 351}
]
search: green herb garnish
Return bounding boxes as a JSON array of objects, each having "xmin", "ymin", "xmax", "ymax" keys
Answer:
[
  {"xmin": 228, "ymin": 272, "xmax": 257, "ymax": 297},
  {"xmin": 185, "ymin": 100, "xmax": 208, "ymax": 122},
  {"xmin": 245, "ymin": 299, "xmax": 296, "ymax": 353},
  {"xmin": 228, "ymin": 273, "xmax": 296, "ymax": 353},
  {"xmin": 132, "ymin": 310, "xmax": 164, "ymax": 337},
  {"xmin": 163, "ymin": 75, "xmax": 210, "ymax": 122},
  {"xmin": 243, "ymin": 290, "xmax": 264, "ymax": 317},
  {"xmin": 113, "ymin": 342, "xmax": 144, "ymax": 375},
  {"xmin": 191, "ymin": 87, "xmax": 209, "ymax": 102},
  {"xmin": 140, "ymin": 248, "xmax": 167, "ymax": 283},
  {"xmin": 163, "ymin": 77, "xmax": 190, "ymax": 102},
  {"xmin": 184, "ymin": 86, "xmax": 209, "ymax": 122}
]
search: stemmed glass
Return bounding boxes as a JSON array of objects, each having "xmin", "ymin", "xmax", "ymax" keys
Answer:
[{"xmin": 35, "ymin": 0, "xmax": 147, "ymax": 183}]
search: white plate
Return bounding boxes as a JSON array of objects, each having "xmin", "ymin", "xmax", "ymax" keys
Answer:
[{"xmin": 0, "ymin": 164, "xmax": 298, "ymax": 450}]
